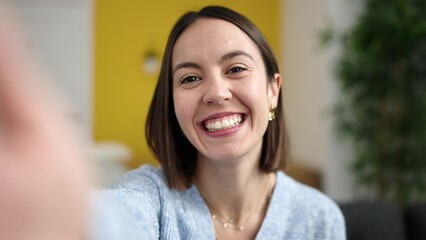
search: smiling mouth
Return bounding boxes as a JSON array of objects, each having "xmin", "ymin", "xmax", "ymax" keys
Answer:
[{"xmin": 204, "ymin": 114, "xmax": 244, "ymax": 132}]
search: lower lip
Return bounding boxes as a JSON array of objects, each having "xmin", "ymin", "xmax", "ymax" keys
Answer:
[{"xmin": 202, "ymin": 120, "xmax": 244, "ymax": 137}]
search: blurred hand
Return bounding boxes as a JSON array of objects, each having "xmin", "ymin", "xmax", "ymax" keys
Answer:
[{"xmin": 0, "ymin": 4, "xmax": 90, "ymax": 240}]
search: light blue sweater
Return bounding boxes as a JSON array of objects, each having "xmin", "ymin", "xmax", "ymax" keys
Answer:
[{"xmin": 93, "ymin": 165, "xmax": 345, "ymax": 240}]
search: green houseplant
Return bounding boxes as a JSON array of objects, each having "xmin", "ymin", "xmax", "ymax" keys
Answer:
[{"xmin": 322, "ymin": 0, "xmax": 426, "ymax": 205}]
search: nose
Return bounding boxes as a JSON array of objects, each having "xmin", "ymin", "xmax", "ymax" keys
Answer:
[{"xmin": 202, "ymin": 74, "xmax": 232, "ymax": 105}]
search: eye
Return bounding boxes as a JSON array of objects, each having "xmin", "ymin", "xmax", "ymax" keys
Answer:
[
  {"xmin": 226, "ymin": 65, "xmax": 248, "ymax": 74},
  {"xmin": 180, "ymin": 75, "xmax": 202, "ymax": 84}
]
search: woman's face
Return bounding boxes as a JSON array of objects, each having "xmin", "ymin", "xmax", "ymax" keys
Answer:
[{"xmin": 172, "ymin": 18, "xmax": 280, "ymax": 163}]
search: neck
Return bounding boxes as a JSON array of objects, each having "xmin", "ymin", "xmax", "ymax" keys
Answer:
[{"xmin": 194, "ymin": 153, "xmax": 275, "ymax": 222}]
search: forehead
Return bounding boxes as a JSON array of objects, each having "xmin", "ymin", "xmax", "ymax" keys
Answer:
[{"xmin": 172, "ymin": 18, "xmax": 260, "ymax": 64}]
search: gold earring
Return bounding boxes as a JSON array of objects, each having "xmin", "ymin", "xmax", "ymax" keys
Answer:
[{"xmin": 268, "ymin": 104, "xmax": 276, "ymax": 121}]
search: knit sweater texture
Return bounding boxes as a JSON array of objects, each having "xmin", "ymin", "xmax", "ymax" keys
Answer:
[{"xmin": 93, "ymin": 165, "xmax": 346, "ymax": 240}]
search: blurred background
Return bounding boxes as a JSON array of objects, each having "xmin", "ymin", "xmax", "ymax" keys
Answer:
[{"xmin": 4, "ymin": 0, "xmax": 425, "ymax": 209}]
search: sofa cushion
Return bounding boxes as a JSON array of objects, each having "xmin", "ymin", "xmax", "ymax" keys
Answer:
[
  {"xmin": 339, "ymin": 201, "xmax": 406, "ymax": 240},
  {"xmin": 405, "ymin": 202, "xmax": 426, "ymax": 240}
]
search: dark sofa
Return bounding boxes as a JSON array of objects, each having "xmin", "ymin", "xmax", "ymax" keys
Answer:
[{"xmin": 338, "ymin": 201, "xmax": 426, "ymax": 240}]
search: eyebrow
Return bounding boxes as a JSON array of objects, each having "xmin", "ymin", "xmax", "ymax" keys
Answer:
[
  {"xmin": 172, "ymin": 50, "xmax": 254, "ymax": 75},
  {"xmin": 172, "ymin": 62, "xmax": 201, "ymax": 75},
  {"xmin": 219, "ymin": 50, "xmax": 254, "ymax": 64}
]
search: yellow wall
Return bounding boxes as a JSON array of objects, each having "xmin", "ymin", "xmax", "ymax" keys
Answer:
[{"xmin": 94, "ymin": 0, "xmax": 281, "ymax": 169}]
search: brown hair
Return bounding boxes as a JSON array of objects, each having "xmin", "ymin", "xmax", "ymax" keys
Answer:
[{"xmin": 146, "ymin": 6, "xmax": 289, "ymax": 190}]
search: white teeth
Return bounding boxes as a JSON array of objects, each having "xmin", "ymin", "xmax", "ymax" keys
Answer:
[
  {"xmin": 222, "ymin": 119, "xmax": 230, "ymax": 128},
  {"xmin": 214, "ymin": 121, "xmax": 221, "ymax": 129},
  {"xmin": 205, "ymin": 114, "xmax": 243, "ymax": 132}
]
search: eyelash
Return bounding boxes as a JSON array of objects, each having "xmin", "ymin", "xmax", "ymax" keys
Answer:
[
  {"xmin": 226, "ymin": 65, "xmax": 248, "ymax": 74},
  {"xmin": 178, "ymin": 64, "xmax": 248, "ymax": 85},
  {"xmin": 180, "ymin": 75, "xmax": 201, "ymax": 84}
]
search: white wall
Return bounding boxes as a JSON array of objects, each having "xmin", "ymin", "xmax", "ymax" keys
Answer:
[
  {"xmin": 281, "ymin": 0, "xmax": 364, "ymax": 201},
  {"xmin": 4, "ymin": 0, "xmax": 129, "ymax": 187},
  {"xmin": 4, "ymin": 0, "xmax": 93, "ymax": 138}
]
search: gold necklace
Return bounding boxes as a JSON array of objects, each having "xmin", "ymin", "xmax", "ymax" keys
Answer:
[{"xmin": 198, "ymin": 175, "xmax": 274, "ymax": 232}]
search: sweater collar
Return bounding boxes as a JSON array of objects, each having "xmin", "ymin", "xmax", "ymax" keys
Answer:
[
  {"xmin": 184, "ymin": 185, "xmax": 216, "ymax": 239},
  {"xmin": 255, "ymin": 171, "xmax": 288, "ymax": 239},
  {"xmin": 185, "ymin": 171, "xmax": 288, "ymax": 239}
]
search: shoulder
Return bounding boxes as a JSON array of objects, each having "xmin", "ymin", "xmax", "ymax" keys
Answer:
[
  {"xmin": 111, "ymin": 164, "xmax": 167, "ymax": 191},
  {"xmin": 101, "ymin": 165, "xmax": 210, "ymax": 239},
  {"xmin": 275, "ymin": 171, "xmax": 346, "ymax": 239},
  {"xmin": 277, "ymin": 171, "xmax": 340, "ymax": 212},
  {"xmin": 105, "ymin": 164, "xmax": 168, "ymax": 210},
  {"xmin": 95, "ymin": 165, "xmax": 168, "ymax": 239}
]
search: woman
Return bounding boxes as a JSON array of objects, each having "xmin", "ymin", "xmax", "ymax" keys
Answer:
[
  {"xmin": 104, "ymin": 5, "xmax": 345, "ymax": 240},
  {"xmin": 0, "ymin": 3, "xmax": 344, "ymax": 239}
]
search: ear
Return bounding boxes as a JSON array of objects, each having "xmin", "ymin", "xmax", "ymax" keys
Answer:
[{"xmin": 268, "ymin": 73, "xmax": 282, "ymax": 107}]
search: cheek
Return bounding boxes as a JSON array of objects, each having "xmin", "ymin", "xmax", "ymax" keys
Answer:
[
  {"xmin": 173, "ymin": 92, "xmax": 194, "ymax": 131},
  {"xmin": 242, "ymin": 76, "xmax": 269, "ymax": 106}
]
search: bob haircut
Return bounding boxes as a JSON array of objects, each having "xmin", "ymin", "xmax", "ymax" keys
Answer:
[{"xmin": 146, "ymin": 5, "xmax": 289, "ymax": 190}]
